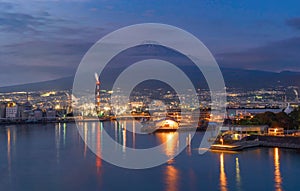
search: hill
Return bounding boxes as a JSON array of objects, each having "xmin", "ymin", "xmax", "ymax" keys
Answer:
[{"xmin": 0, "ymin": 68, "xmax": 300, "ymax": 93}]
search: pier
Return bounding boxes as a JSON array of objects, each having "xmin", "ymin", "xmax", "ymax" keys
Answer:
[{"xmin": 210, "ymin": 135, "xmax": 300, "ymax": 151}]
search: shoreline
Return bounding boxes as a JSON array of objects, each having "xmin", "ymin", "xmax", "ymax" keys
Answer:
[
  {"xmin": 2, "ymin": 121, "xmax": 300, "ymax": 150},
  {"xmin": 0, "ymin": 117, "xmax": 111, "ymax": 126},
  {"xmin": 211, "ymin": 135, "xmax": 300, "ymax": 151}
]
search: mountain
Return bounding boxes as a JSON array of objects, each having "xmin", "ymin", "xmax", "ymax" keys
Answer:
[
  {"xmin": 1, "ymin": 68, "xmax": 300, "ymax": 93},
  {"xmin": 222, "ymin": 68, "xmax": 300, "ymax": 89},
  {"xmin": 2, "ymin": 44, "xmax": 300, "ymax": 92}
]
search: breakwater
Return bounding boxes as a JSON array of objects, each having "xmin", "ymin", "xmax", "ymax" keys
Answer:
[{"xmin": 238, "ymin": 135, "xmax": 300, "ymax": 149}]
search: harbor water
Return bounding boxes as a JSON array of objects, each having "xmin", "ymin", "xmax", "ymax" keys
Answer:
[{"xmin": 0, "ymin": 122, "xmax": 299, "ymax": 191}]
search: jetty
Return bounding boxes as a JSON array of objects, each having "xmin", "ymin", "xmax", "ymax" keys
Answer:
[{"xmin": 210, "ymin": 135, "xmax": 300, "ymax": 151}]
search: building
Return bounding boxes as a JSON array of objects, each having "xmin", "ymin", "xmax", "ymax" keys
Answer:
[
  {"xmin": 220, "ymin": 125, "xmax": 268, "ymax": 135},
  {"xmin": 6, "ymin": 102, "xmax": 18, "ymax": 119},
  {"xmin": 46, "ymin": 109, "xmax": 56, "ymax": 120},
  {"xmin": 19, "ymin": 101, "xmax": 33, "ymax": 120},
  {"xmin": 130, "ymin": 102, "xmax": 144, "ymax": 113},
  {"xmin": 34, "ymin": 109, "xmax": 43, "ymax": 121},
  {"xmin": 227, "ymin": 108, "xmax": 283, "ymax": 119},
  {"xmin": 268, "ymin": 127, "xmax": 284, "ymax": 136},
  {"xmin": 0, "ymin": 102, "xmax": 6, "ymax": 119}
]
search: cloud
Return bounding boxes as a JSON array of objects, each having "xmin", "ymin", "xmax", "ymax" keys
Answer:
[
  {"xmin": 0, "ymin": 0, "xmax": 88, "ymax": 2},
  {"xmin": 0, "ymin": 36, "xmax": 102, "ymax": 86},
  {"xmin": 0, "ymin": 12, "xmax": 47, "ymax": 33},
  {"xmin": 0, "ymin": 8, "xmax": 70, "ymax": 38},
  {"xmin": 286, "ymin": 17, "xmax": 300, "ymax": 30},
  {"xmin": 217, "ymin": 36, "xmax": 300, "ymax": 72},
  {"xmin": 0, "ymin": 1, "xmax": 114, "ymax": 86},
  {"xmin": 0, "ymin": 2, "xmax": 13, "ymax": 10}
]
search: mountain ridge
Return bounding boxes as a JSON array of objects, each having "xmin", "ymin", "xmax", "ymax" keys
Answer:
[{"xmin": 1, "ymin": 68, "xmax": 300, "ymax": 93}]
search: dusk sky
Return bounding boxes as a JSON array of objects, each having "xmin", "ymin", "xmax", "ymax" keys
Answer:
[{"xmin": 1, "ymin": 0, "xmax": 300, "ymax": 86}]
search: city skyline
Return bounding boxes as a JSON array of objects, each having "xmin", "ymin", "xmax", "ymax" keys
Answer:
[
  {"xmin": 1, "ymin": 0, "xmax": 300, "ymax": 86},
  {"xmin": 1, "ymin": 2, "xmax": 300, "ymax": 190}
]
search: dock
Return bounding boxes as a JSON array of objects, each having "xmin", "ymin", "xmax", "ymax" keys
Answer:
[
  {"xmin": 210, "ymin": 140, "xmax": 260, "ymax": 152},
  {"xmin": 210, "ymin": 135, "xmax": 300, "ymax": 152}
]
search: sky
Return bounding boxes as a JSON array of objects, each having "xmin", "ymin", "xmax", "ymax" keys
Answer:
[{"xmin": 0, "ymin": 0, "xmax": 300, "ymax": 86}]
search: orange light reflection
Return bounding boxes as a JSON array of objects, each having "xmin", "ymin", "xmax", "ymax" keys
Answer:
[
  {"xmin": 164, "ymin": 165, "xmax": 179, "ymax": 191},
  {"xmin": 219, "ymin": 153, "xmax": 228, "ymax": 191},
  {"xmin": 7, "ymin": 128, "xmax": 11, "ymax": 175},
  {"xmin": 156, "ymin": 132, "xmax": 179, "ymax": 164},
  {"xmin": 96, "ymin": 123, "xmax": 102, "ymax": 174},
  {"xmin": 274, "ymin": 148, "xmax": 283, "ymax": 191}
]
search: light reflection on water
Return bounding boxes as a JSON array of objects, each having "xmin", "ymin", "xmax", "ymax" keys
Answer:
[
  {"xmin": 6, "ymin": 128, "xmax": 11, "ymax": 178},
  {"xmin": 83, "ymin": 122, "xmax": 88, "ymax": 158},
  {"xmin": 55, "ymin": 123, "xmax": 61, "ymax": 164},
  {"xmin": 0, "ymin": 121, "xmax": 299, "ymax": 191},
  {"xmin": 219, "ymin": 153, "xmax": 228, "ymax": 191},
  {"xmin": 122, "ymin": 121, "xmax": 126, "ymax": 153},
  {"xmin": 156, "ymin": 132, "xmax": 179, "ymax": 157},
  {"xmin": 96, "ymin": 123, "xmax": 102, "ymax": 174},
  {"xmin": 235, "ymin": 157, "xmax": 241, "ymax": 190},
  {"xmin": 164, "ymin": 165, "xmax": 179, "ymax": 191},
  {"xmin": 274, "ymin": 147, "xmax": 282, "ymax": 191}
]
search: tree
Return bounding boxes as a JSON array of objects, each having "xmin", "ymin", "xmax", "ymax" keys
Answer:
[
  {"xmin": 275, "ymin": 112, "xmax": 292, "ymax": 130},
  {"xmin": 289, "ymin": 107, "xmax": 300, "ymax": 130},
  {"xmin": 253, "ymin": 111, "xmax": 276, "ymax": 126}
]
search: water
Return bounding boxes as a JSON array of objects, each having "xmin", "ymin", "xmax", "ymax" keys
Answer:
[{"xmin": 1, "ymin": 122, "xmax": 300, "ymax": 191}]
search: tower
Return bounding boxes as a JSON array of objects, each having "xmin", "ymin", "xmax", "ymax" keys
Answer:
[
  {"xmin": 65, "ymin": 92, "xmax": 72, "ymax": 114},
  {"xmin": 95, "ymin": 73, "xmax": 101, "ymax": 115},
  {"xmin": 293, "ymin": 89, "xmax": 299, "ymax": 103}
]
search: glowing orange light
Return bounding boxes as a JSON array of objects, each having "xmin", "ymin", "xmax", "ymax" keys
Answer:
[
  {"xmin": 274, "ymin": 148, "xmax": 282, "ymax": 191},
  {"xmin": 164, "ymin": 165, "xmax": 179, "ymax": 191},
  {"xmin": 220, "ymin": 153, "xmax": 228, "ymax": 191}
]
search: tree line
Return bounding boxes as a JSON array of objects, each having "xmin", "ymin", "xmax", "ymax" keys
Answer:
[{"xmin": 231, "ymin": 107, "xmax": 300, "ymax": 130}]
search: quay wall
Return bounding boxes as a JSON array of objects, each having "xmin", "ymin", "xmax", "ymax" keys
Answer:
[
  {"xmin": 245, "ymin": 135, "xmax": 300, "ymax": 149},
  {"xmin": 258, "ymin": 135, "xmax": 300, "ymax": 149}
]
